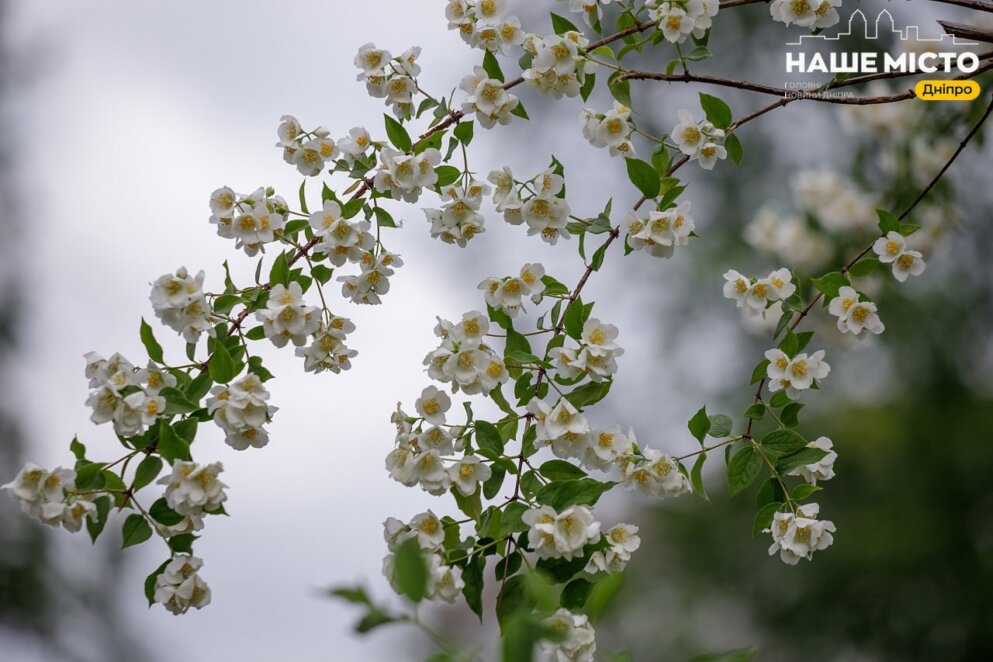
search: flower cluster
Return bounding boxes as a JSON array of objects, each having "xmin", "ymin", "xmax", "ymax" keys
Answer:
[
  {"xmin": 769, "ymin": 0, "xmax": 841, "ymax": 29},
  {"xmin": 423, "ymin": 311, "xmax": 510, "ymax": 395},
  {"xmin": 766, "ymin": 503, "xmax": 836, "ymax": 565},
  {"xmin": 354, "ymin": 44, "xmax": 424, "ymax": 119},
  {"xmin": 561, "ymin": 0, "xmax": 617, "ymax": 27},
  {"xmin": 308, "ymin": 200, "xmax": 375, "ymax": 267},
  {"xmin": 157, "ymin": 461, "xmax": 228, "ymax": 517},
  {"xmin": 494, "ymin": 167, "xmax": 573, "ymax": 245},
  {"xmin": 424, "ymin": 180, "xmax": 491, "ymax": 246},
  {"xmin": 459, "ymin": 66, "xmax": 520, "ymax": 128},
  {"xmin": 541, "ymin": 609, "xmax": 597, "ymax": 661},
  {"xmin": 1, "ymin": 464, "xmax": 95, "ymax": 532},
  {"xmin": 339, "ymin": 251, "xmax": 404, "ymax": 305},
  {"xmin": 150, "ymin": 267, "xmax": 215, "ymax": 342},
  {"xmin": 786, "ymin": 437, "xmax": 837, "ymax": 485},
  {"xmin": 764, "ymin": 348, "xmax": 831, "ymax": 399},
  {"xmin": 295, "ymin": 315, "xmax": 358, "ymax": 374},
  {"xmin": 478, "ymin": 263, "xmax": 546, "ymax": 317},
  {"xmin": 374, "ymin": 147, "xmax": 441, "ymax": 203},
  {"xmin": 647, "ymin": 0, "xmax": 720, "ymax": 43},
  {"xmin": 207, "ymin": 374, "xmax": 278, "ymax": 450},
  {"xmin": 622, "ymin": 202, "xmax": 696, "ymax": 258},
  {"xmin": 620, "ymin": 448, "xmax": 691, "ymax": 497},
  {"xmin": 550, "ymin": 318, "xmax": 624, "ymax": 384},
  {"xmin": 873, "ymin": 231, "xmax": 926, "ymax": 283},
  {"xmin": 672, "ymin": 109, "xmax": 727, "ymax": 170},
  {"xmin": 275, "ymin": 115, "xmax": 339, "ymax": 176},
  {"xmin": 580, "ymin": 102, "xmax": 635, "ymax": 157},
  {"xmin": 522, "ymin": 32, "xmax": 592, "ymax": 99},
  {"xmin": 828, "ymin": 286, "xmax": 885, "ymax": 336},
  {"xmin": 383, "ymin": 512, "xmax": 465, "ymax": 603},
  {"xmin": 445, "ymin": 0, "xmax": 524, "ymax": 54},
  {"xmin": 256, "ymin": 282, "xmax": 321, "ymax": 347},
  {"xmin": 153, "ymin": 555, "xmax": 212, "ymax": 615},
  {"xmin": 722, "ymin": 267, "xmax": 796, "ymax": 317},
  {"xmin": 84, "ymin": 352, "xmax": 170, "ymax": 438},
  {"xmin": 209, "ymin": 186, "xmax": 288, "ymax": 256},
  {"xmin": 523, "ymin": 504, "xmax": 601, "ymax": 560},
  {"xmin": 586, "ymin": 523, "xmax": 641, "ymax": 573}
]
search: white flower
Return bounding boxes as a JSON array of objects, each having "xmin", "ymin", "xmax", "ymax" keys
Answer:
[
  {"xmin": 541, "ymin": 609, "xmax": 597, "ymax": 662},
  {"xmin": 672, "ymin": 109, "xmax": 705, "ymax": 156},
  {"xmin": 295, "ymin": 323, "xmax": 358, "ymax": 374},
  {"xmin": 581, "ymin": 318, "xmax": 620, "ymax": 356},
  {"xmin": 424, "ymin": 180, "xmax": 489, "ymax": 246},
  {"xmin": 460, "ymin": 72, "xmax": 519, "ymax": 129},
  {"xmin": 765, "ymin": 348, "xmax": 830, "ymax": 399},
  {"xmin": 543, "ymin": 399, "xmax": 590, "ymax": 441},
  {"xmin": 409, "ymin": 510, "xmax": 445, "ymax": 551},
  {"xmin": 338, "ymin": 126, "xmax": 372, "ymax": 162},
  {"xmin": 766, "ymin": 503, "xmax": 836, "ymax": 564},
  {"xmin": 255, "ymin": 282, "xmax": 321, "ymax": 348},
  {"xmin": 153, "ymin": 555, "xmax": 211, "ymax": 615},
  {"xmin": 643, "ymin": 449, "xmax": 691, "ymax": 496},
  {"xmin": 770, "ymin": 0, "xmax": 841, "ymax": 29},
  {"xmin": 448, "ymin": 455, "xmax": 492, "ymax": 496},
  {"xmin": 525, "ymin": 504, "xmax": 600, "ymax": 560},
  {"xmin": 829, "ymin": 286, "xmax": 885, "ymax": 335},
  {"xmin": 787, "ymin": 437, "xmax": 837, "ymax": 484},
  {"xmin": 722, "ymin": 269, "xmax": 750, "ymax": 306},
  {"xmin": 426, "ymin": 554, "xmax": 465, "ymax": 604},
  {"xmin": 2, "ymin": 464, "xmax": 96, "ymax": 532},
  {"xmin": 696, "ymin": 141, "xmax": 727, "ymax": 170},
  {"xmin": 582, "ymin": 426, "xmax": 633, "ymax": 469},
  {"xmin": 655, "ymin": 2, "xmax": 695, "ymax": 43},
  {"xmin": 521, "ymin": 194, "xmax": 572, "ymax": 245},
  {"xmin": 157, "ymin": 461, "xmax": 227, "ymax": 516},
  {"xmin": 150, "ymin": 267, "xmax": 214, "ymax": 342},
  {"xmin": 354, "ymin": 43, "xmax": 391, "ymax": 79},
  {"xmin": 873, "ymin": 232, "xmax": 926, "ymax": 283},
  {"xmin": 415, "ymin": 385, "xmax": 452, "ymax": 425}
]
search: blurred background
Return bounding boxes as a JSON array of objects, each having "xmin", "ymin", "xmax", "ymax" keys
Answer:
[{"xmin": 1, "ymin": 1, "xmax": 990, "ymax": 660}]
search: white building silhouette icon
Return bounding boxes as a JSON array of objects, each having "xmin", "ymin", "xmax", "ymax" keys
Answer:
[{"xmin": 786, "ymin": 9, "xmax": 977, "ymax": 47}]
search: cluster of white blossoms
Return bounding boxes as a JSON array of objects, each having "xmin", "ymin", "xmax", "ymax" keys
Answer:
[
  {"xmin": 1, "ymin": 464, "xmax": 95, "ymax": 533},
  {"xmin": 295, "ymin": 315, "xmax": 358, "ymax": 375},
  {"xmin": 206, "ymin": 374, "xmax": 278, "ymax": 450},
  {"xmin": 560, "ymin": 0, "xmax": 617, "ymax": 26},
  {"xmin": 423, "ymin": 311, "xmax": 510, "ymax": 395},
  {"xmin": 275, "ymin": 115, "xmax": 339, "ymax": 177},
  {"xmin": 873, "ymin": 231, "xmax": 926, "ymax": 283},
  {"xmin": 459, "ymin": 66, "xmax": 520, "ymax": 129},
  {"xmin": 339, "ymin": 251, "xmax": 404, "ymax": 305},
  {"xmin": 580, "ymin": 102, "xmax": 635, "ymax": 157},
  {"xmin": 478, "ymin": 263, "xmax": 546, "ymax": 317},
  {"xmin": 541, "ymin": 608, "xmax": 597, "ymax": 662},
  {"xmin": 255, "ymin": 283, "xmax": 321, "ymax": 347},
  {"xmin": 769, "ymin": 0, "xmax": 841, "ymax": 29},
  {"xmin": 722, "ymin": 267, "xmax": 796, "ymax": 317},
  {"xmin": 787, "ymin": 437, "xmax": 837, "ymax": 485},
  {"xmin": 828, "ymin": 286, "xmax": 885, "ymax": 336},
  {"xmin": 550, "ymin": 318, "xmax": 625, "ymax": 385},
  {"xmin": 745, "ymin": 207, "xmax": 833, "ymax": 272},
  {"xmin": 445, "ymin": 0, "xmax": 524, "ymax": 54},
  {"xmin": 521, "ymin": 31, "xmax": 592, "ymax": 99},
  {"xmin": 354, "ymin": 44, "xmax": 424, "ymax": 119},
  {"xmin": 374, "ymin": 147, "xmax": 441, "ymax": 203},
  {"xmin": 152, "ymin": 554, "xmax": 211, "ymax": 615},
  {"xmin": 791, "ymin": 169, "xmax": 877, "ymax": 234},
  {"xmin": 84, "ymin": 352, "xmax": 170, "ymax": 438},
  {"xmin": 586, "ymin": 523, "xmax": 641, "ymax": 574},
  {"xmin": 382, "ymin": 512, "xmax": 465, "ymax": 603},
  {"xmin": 766, "ymin": 503, "xmax": 836, "ymax": 565},
  {"xmin": 523, "ymin": 504, "xmax": 601, "ymax": 560},
  {"xmin": 494, "ymin": 167, "xmax": 573, "ymax": 245},
  {"xmin": 308, "ymin": 200, "xmax": 375, "ymax": 267},
  {"xmin": 158, "ymin": 461, "xmax": 228, "ymax": 517},
  {"xmin": 672, "ymin": 109, "xmax": 727, "ymax": 170},
  {"xmin": 424, "ymin": 180, "xmax": 491, "ymax": 247},
  {"xmin": 208, "ymin": 185, "xmax": 288, "ymax": 256},
  {"xmin": 764, "ymin": 348, "xmax": 831, "ymax": 399},
  {"xmin": 647, "ymin": 0, "xmax": 719, "ymax": 43},
  {"xmin": 620, "ymin": 447, "xmax": 691, "ymax": 497},
  {"xmin": 150, "ymin": 267, "xmax": 215, "ymax": 343},
  {"xmin": 622, "ymin": 202, "xmax": 696, "ymax": 258}
]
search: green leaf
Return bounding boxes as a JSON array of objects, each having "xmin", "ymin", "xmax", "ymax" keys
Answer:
[
  {"xmin": 761, "ymin": 429, "xmax": 807, "ymax": 458},
  {"xmin": 70, "ymin": 437, "xmax": 87, "ymax": 461},
  {"xmin": 564, "ymin": 381, "xmax": 611, "ymax": 409},
  {"xmin": 476, "ymin": 421, "xmax": 505, "ymax": 454},
  {"xmin": 756, "ymin": 476, "xmax": 785, "ymax": 508},
  {"xmin": 167, "ymin": 533, "xmax": 196, "ymax": 554},
  {"xmin": 462, "ymin": 555, "xmax": 484, "ymax": 620},
  {"xmin": 139, "ymin": 318, "xmax": 164, "ymax": 363},
  {"xmin": 298, "ymin": 179, "xmax": 309, "ymax": 214},
  {"xmin": 877, "ymin": 209, "xmax": 900, "ymax": 234},
  {"xmin": 727, "ymin": 446, "xmax": 762, "ymax": 496},
  {"xmin": 496, "ymin": 575, "xmax": 530, "ymax": 627},
  {"xmin": 453, "ymin": 487, "xmax": 483, "ymax": 520},
  {"xmin": 482, "ymin": 50, "xmax": 504, "ymax": 82},
  {"xmin": 753, "ymin": 502, "xmax": 783, "ymax": 536},
  {"xmin": 121, "ymin": 514, "xmax": 153, "ymax": 549},
  {"xmin": 811, "ymin": 271, "xmax": 847, "ymax": 299},
  {"xmin": 373, "ymin": 206, "xmax": 396, "ymax": 228},
  {"xmin": 625, "ymin": 158, "xmax": 661, "ymax": 199},
  {"xmin": 699, "ymin": 92, "xmax": 733, "ymax": 129},
  {"xmin": 792, "ymin": 483, "xmax": 822, "ymax": 501},
  {"xmin": 725, "ymin": 133, "xmax": 743, "ymax": 165},
  {"xmin": 561, "ymin": 578, "xmax": 593, "ymax": 610},
  {"xmin": 580, "ymin": 72, "xmax": 596, "ymax": 102},
  {"xmin": 435, "ymin": 165, "xmax": 461, "ymax": 188},
  {"xmin": 608, "ymin": 70, "xmax": 632, "ymax": 108},
  {"xmin": 144, "ymin": 560, "xmax": 170, "ymax": 606},
  {"xmin": 585, "ymin": 571, "xmax": 625, "ymax": 622},
  {"xmin": 86, "ymin": 495, "xmax": 112, "ymax": 543},
  {"xmin": 454, "ymin": 121, "xmax": 474, "ymax": 146},
  {"xmin": 550, "ymin": 12, "xmax": 580, "ymax": 34},
  {"xmin": 149, "ymin": 498, "xmax": 184, "ymax": 526},
  {"xmin": 540, "ymin": 460, "xmax": 587, "ymax": 481},
  {"xmin": 536, "ymin": 478, "xmax": 615, "ymax": 510},
  {"xmin": 775, "ymin": 447, "xmax": 828, "ymax": 473},
  {"xmin": 269, "ymin": 252, "xmax": 290, "ymax": 286},
  {"xmin": 780, "ymin": 402, "xmax": 804, "ymax": 428},
  {"xmin": 691, "ymin": 647, "xmax": 757, "ymax": 662},
  {"xmin": 510, "ymin": 102, "xmax": 529, "ymax": 120},
  {"xmin": 688, "ymin": 406, "xmax": 711, "ymax": 443},
  {"xmin": 744, "ymin": 403, "xmax": 766, "ymax": 420},
  {"xmin": 208, "ymin": 341, "xmax": 236, "ymax": 384},
  {"xmin": 562, "ymin": 299, "xmax": 584, "ymax": 340},
  {"xmin": 751, "ymin": 359, "xmax": 770, "ymax": 385},
  {"xmin": 383, "ymin": 114, "xmax": 412, "ymax": 152},
  {"xmin": 76, "ymin": 462, "xmax": 105, "ymax": 490},
  {"xmin": 157, "ymin": 422, "xmax": 191, "ymax": 464},
  {"xmin": 848, "ymin": 258, "xmax": 880, "ymax": 277},
  {"xmin": 133, "ymin": 456, "xmax": 163, "ymax": 492},
  {"xmin": 708, "ymin": 414, "xmax": 733, "ymax": 437},
  {"xmin": 691, "ymin": 454, "xmax": 708, "ymax": 501},
  {"xmin": 394, "ymin": 538, "xmax": 428, "ymax": 603},
  {"xmin": 769, "ymin": 390, "xmax": 791, "ymax": 409}
]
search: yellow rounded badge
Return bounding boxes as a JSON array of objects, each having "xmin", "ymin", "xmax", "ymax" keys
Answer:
[{"xmin": 914, "ymin": 80, "xmax": 981, "ymax": 101}]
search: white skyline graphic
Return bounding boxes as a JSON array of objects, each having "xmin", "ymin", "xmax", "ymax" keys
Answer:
[{"xmin": 786, "ymin": 9, "xmax": 978, "ymax": 47}]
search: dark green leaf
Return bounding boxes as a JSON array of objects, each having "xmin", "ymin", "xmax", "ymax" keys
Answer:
[
  {"xmin": 688, "ymin": 406, "xmax": 711, "ymax": 443},
  {"xmin": 699, "ymin": 92, "xmax": 732, "ymax": 129},
  {"xmin": 394, "ymin": 538, "xmax": 428, "ymax": 603},
  {"xmin": 133, "ymin": 456, "xmax": 163, "ymax": 492},
  {"xmin": 625, "ymin": 158, "xmax": 661, "ymax": 199},
  {"xmin": 122, "ymin": 514, "xmax": 153, "ymax": 548},
  {"xmin": 539, "ymin": 460, "xmax": 587, "ymax": 481},
  {"xmin": 536, "ymin": 478, "xmax": 615, "ymax": 510},
  {"xmin": 383, "ymin": 114, "xmax": 412, "ymax": 152},
  {"xmin": 727, "ymin": 446, "xmax": 762, "ymax": 496},
  {"xmin": 139, "ymin": 318, "xmax": 164, "ymax": 363}
]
